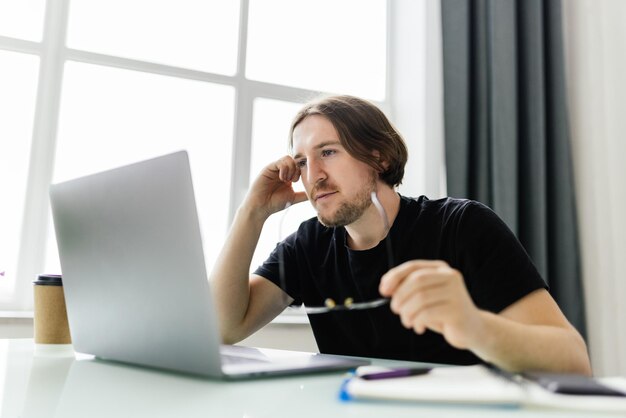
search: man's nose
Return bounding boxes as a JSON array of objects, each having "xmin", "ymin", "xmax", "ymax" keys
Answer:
[{"xmin": 306, "ymin": 159, "xmax": 326, "ymax": 185}]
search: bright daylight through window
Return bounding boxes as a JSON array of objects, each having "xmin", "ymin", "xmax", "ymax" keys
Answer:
[{"xmin": 0, "ymin": 0, "xmax": 388, "ymax": 310}]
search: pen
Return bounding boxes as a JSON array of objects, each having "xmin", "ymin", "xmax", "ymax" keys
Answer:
[{"xmin": 360, "ymin": 367, "xmax": 432, "ymax": 380}]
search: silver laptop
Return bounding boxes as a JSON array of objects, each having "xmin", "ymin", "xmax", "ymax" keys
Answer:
[{"xmin": 49, "ymin": 150, "xmax": 368, "ymax": 379}]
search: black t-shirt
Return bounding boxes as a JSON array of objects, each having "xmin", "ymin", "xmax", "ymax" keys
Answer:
[{"xmin": 254, "ymin": 195, "xmax": 547, "ymax": 365}]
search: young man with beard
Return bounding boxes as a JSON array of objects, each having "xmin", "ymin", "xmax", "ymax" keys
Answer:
[{"xmin": 210, "ymin": 95, "xmax": 591, "ymax": 374}]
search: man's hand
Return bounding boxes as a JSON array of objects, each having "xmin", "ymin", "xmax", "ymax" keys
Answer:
[
  {"xmin": 244, "ymin": 155, "xmax": 308, "ymax": 220},
  {"xmin": 379, "ymin": 260, "xmax": 484, "ymax": 350}
]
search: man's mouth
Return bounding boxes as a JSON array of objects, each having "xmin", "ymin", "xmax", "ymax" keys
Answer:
[{"xmin": 314, "ymin": 191, "xmax": 337, "ymax": 201}]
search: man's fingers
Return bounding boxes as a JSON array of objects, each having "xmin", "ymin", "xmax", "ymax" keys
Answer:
[
  {"xmin": 275, "ymin": 156, "xmax": 300, "ymax": 182},
  {"xmin": 411, "ymin": 304, "xmax": 447, "ymax": 335},
  {"xmin": 395, "ymin": 286, "xmax": 450, "ymax": 328},
  {"xmin": 389, "ymin": 269, "xmax": 446, "ymax": 311},
  {"xmin": 379, "ymin": 259, "xmax": 449, "ymax": 296}
]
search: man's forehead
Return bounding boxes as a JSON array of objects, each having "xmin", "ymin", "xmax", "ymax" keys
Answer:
[{"xmin": 292, "ymin": 114, "xmax": 336, "ymax": 143}]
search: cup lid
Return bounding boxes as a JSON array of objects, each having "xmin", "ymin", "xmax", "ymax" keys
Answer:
[{"xmin": 34, "ymin": 274, "xmax": 63, "ymax": 286}]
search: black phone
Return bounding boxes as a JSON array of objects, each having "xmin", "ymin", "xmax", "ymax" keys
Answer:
[{"xmin": 523, "ymin": 371, "xmax": 626, "ymax": 397}]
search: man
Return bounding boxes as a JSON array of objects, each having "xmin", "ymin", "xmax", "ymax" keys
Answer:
[{"xmin": 210, "ymin": 95, "xmax": 591, "ymax": 374}]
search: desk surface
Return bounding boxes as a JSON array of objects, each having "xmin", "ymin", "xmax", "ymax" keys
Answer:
[{"xmin": 0, "ymin": 338, "xmax": 621, "ymax": 418}]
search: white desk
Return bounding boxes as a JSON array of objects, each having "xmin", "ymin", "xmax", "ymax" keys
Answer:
[{"xmin": 0, "ymin": 338, "xmax": 622, "ymax": 418}]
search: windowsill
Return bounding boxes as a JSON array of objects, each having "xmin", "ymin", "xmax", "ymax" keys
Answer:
[
  {"xmin": 0, "ymin": 310, "xmax": 309, "ymax": 325},
  {"xmin": 0, "ymin": 311, "xmax": 34, "ymax": 319}
]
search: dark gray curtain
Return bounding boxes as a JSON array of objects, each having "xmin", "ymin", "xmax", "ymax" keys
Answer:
[{"xmin": 441, "ymin": 0, "xmax": 586, "ymax": 338}]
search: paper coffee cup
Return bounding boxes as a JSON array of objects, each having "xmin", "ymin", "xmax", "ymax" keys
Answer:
[{"xmin": 33, "ymin": 274, "xmax": 72, "ymax": 344}]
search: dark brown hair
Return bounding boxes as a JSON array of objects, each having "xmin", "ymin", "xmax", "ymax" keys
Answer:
[{"xmin": 289, "ymin": 95, "xmax": 408, "ymax": 187}]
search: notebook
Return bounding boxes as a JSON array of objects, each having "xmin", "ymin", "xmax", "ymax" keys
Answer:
[
  {"xmin": 342, "ymin": 365, "xmax": 626, "ymax": 413},
  {"xmin": 49, "ymin": 150, "xmax": 369, "ymax": 379}
]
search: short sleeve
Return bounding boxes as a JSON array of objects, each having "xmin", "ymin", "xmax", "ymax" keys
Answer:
[{"xmin": 454, "ymin": 201, "xmax": 548, "ymax": 313}]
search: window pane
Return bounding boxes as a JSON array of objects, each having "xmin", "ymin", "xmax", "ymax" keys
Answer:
[
  {"xmin": 249, "ymin": 98, "xmax": 316, "ymax": 272},
  {"xmin": 247, "ymin": 0, "xmax": 387, "ymax": 100},
  {"xmin": 0, "ymin": 51, "xmax": 39, "ymax": 296},
  {"xmin": 67, "ymin": 0, "xmax": 240, "ymax": 75},
  {"xmin": 45, "ymin": 61, "xmax": 235, "ymax": 273},
  {"xmin": 0, "ymin": 0, "xmax": 46, "ymax": 41}
]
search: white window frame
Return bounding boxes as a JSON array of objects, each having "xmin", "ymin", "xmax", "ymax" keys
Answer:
[{"xmin": 1, "ymin": 0, "xmax": 442, "ymax": 313}]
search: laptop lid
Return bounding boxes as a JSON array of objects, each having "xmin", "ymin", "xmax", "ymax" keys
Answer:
[{"xmin": 49, "ymin": 151, "xmax": 368, "ymax": 378}]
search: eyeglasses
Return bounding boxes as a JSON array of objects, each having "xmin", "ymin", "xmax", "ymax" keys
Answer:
[{"xmin": 278, "ymin": 191, "xmax": 393, "ymax": 314}]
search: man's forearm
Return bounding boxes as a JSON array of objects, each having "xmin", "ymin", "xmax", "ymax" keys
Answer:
[
  {"xmin": 209, "ymin": 204, "xmax": 266, "ymax": 342},
  {"xmin": 470, "ymin": 311, "xmax": 592, "ymax": 375}
]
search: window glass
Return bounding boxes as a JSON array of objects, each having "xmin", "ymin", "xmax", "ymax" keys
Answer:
[
  {"xmin": 249, "ymin": 98, "xmax": 316, "ymax": 272},
  {"xmin": 3, "ymin": 0, "xmax": 391, "ymax": 310},
  {"xmin": 0, "ymin": 51, "xmax": 40, "ymax": 297},
  {"xmin": 247, "ymin": 0, "xmax": 387, "ymax": 100},
  {"xmin": 67, "ymin": 0, "xmax": 241, "ymax": 75},
  {"xmin": 0, "ymin": 0, "xmax": 46, "ymax": 41},
  {"xmin": 45, "ymin": 61, "xmax": 235, "ymax": 273}
]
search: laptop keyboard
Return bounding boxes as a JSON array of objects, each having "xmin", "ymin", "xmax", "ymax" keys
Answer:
[
  {"xmin": 220, "ymin": 346, "xmax": 273, "ymax": 365},
  {"xmin": 221, "ymin": 353, "xmax": 270, "ymax": 365}
]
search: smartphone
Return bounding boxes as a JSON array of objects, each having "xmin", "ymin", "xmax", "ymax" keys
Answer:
[{"xmin": 523, "ymin": 371, "xmax": 626, "ymax": 397}]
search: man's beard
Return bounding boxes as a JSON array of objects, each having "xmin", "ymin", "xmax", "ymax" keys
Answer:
[{"xmin": 316, "ymin": 173, "xmax": 377, "ymax": 228}]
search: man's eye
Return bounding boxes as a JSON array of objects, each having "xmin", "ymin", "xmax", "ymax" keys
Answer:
[
  {"xmin": 321, "ymin": 149, "xmax": 336, "ymax": 157},
  {"xmin": 296, "ymin": 160, "xmax": 307, "ymax": 168}
]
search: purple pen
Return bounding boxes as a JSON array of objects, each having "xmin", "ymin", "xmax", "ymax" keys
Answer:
[{"xmin": 360, "ymin": 367, "xmax": 431, "ymax": 380}]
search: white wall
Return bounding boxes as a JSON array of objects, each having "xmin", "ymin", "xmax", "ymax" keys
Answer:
[
  {"xmin": 391, "ymin": 0, "xmax": 446, "ymax": 200},
  {"xmin": 562, "ymin": 0, "xmax": 626, "ymax": 377}
]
